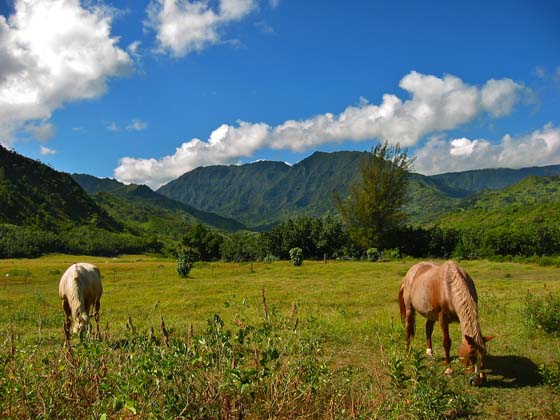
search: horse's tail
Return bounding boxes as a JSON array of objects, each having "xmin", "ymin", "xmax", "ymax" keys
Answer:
[
  {"xmin": 398, "ymin": 281, "xmax": 406, "ymax": 323},
  {"xmin": 72, "ymin": 264, "xmax": 89, "ymax": 329}
]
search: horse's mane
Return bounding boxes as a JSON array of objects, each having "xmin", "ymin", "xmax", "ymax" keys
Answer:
[{"xmin": 445, "ymin": 262, "xmax": 485, "ymax": 352}]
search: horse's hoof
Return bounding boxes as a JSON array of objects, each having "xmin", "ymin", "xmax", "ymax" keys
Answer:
[
  {"xmin": 444, "ymin": 367, "xmax": 453, "ymax": 376},
  {"xmin": 426, "ymin": 349, "xmax": 433, "ymax": 357},
  {"xmin": 469, "ymin": 375, "xmax": 482, "ymax": 386},
  {"xmin": 468, "ymin": 372, "xmax": 486, "ymax": 386}
]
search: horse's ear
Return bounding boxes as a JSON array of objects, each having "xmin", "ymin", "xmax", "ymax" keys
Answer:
[
  {"xmin": 464, "ymin": 335, "xmax": 477, "ymax": 347},
  {"xmin": 483, "ymin": 335, "xmax": 496, "ymax": 343}
]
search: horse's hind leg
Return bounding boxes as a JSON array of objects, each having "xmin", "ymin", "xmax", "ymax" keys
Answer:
[
  {"xmin": 425, "ymin": 319, "xmax": 435, "ymax": 357},
  {"xmin": 61, "ymin": 298, "xmax": 72, "ymax": 340},
  {"xmin": 404, "ymin": 307, "xmax": 416, "ymax": 350}
]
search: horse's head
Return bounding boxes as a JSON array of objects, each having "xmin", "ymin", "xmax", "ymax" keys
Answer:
[{"xmin": 459, "ymin": 335, "xmax": 495, "ymax": 382}]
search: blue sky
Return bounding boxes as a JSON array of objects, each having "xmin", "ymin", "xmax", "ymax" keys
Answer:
[{"xmin": 1, "ymin": 0, "xmax": 559, "ymax": 188}]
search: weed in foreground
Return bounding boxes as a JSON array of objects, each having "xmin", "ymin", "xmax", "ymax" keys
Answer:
[
  {"xmin": 1, "ymin": 295, "xmax": 372, "ymax": 419},
  {"xmin": 379, "ymin": 349, "xmax": 478, "ymax": 420}
]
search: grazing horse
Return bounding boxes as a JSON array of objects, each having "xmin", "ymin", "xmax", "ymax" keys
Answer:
[
  {"xmin": 59, "ymin": 263, "xmax": 103, "ymax": 336},
  {"xmin": 398, "ymin": 261, "xmax": 494, "ymax": 380}
]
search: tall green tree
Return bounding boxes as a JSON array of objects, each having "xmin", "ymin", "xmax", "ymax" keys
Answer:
[
  {"xmin": 336, "ymin": 141, "xmax": 413, "ymax": 249},
  {"xmin": 182, "ymin": 224, "xmax": 223, "ymax": 261}
]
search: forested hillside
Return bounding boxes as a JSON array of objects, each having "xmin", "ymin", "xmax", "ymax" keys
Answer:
[
  {"xmin": 437, "ymin": 176, "xmax": 560, "ymax": 229},
  {"xmin": 430, "ymin": 165, "xmax": 560, "ymax": 195},
  {"xmin": 0, "ymin": 145, "xmax": 120, "ymax": 231},
  {"xmin": 72, "ymin": 174, "xmax": 246, "ymax": 232}
]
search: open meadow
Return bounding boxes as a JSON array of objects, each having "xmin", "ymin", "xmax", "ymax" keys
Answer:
[{"xmin": 1, "ymin": 255, "xmax": 559, "ymax": 419}]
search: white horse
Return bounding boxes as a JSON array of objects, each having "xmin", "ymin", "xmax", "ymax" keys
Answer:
[{"xmin": 59, "ymin": 263, "xmax": 103, "ymax": 336}]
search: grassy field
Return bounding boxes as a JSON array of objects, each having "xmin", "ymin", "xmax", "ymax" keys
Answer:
[{"xmin": 1, "ymin": 255, "xmax": 559, "ymax": 419}]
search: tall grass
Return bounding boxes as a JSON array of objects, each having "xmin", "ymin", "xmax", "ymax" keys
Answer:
[
  {"xmin": 1, "ymin": 256, "xmax": 560, "ymax": 418},
  {"xmin": 523, "ymin": 288, "xmax": 560, "ymax": 335},
  {"xmin": 0, "ymin": 289, "xmax": 481, "ymax": 419}
]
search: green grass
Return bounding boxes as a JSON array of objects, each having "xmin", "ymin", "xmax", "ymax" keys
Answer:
[{"xmin": 1, "ymin": 256, "xmax": 559, "ymax": 418}]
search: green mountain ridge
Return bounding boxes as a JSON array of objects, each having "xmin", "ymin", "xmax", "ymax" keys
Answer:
[
  {"xmin": 436, "ymin": 175, "xmax": 560, "ymax": 230},
  {"xmin": 0, "ymin": 145, "xmax": 121, "ymax": 231},
  {"xmin": 71, "ymin": 174, "xmax": 247, "ymax": 232},
  {"xmin": 159, "ymin": 151, "xmax": 560, "ymax": 228},
  {"xmin": 158, "ymin": 151, "xmax": 369, "ymax": 228},
  {"xmin": 430, "ymin": 166, "xmax": 560, "ymax": 195}
]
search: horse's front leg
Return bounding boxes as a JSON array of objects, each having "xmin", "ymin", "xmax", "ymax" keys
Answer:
[
  {"xmin": 93, "ymin": 299, "xmax": 101, "ymax": 340},
  {"xmin": 425, "ymin": 319, "xmax": 435, "ymax": 357},
  {"xmin": 439, "ymin": 312, "xmax": 452, "ymax": 374}
]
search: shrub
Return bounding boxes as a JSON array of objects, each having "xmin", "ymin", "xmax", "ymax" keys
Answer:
[
  {"xmin": 177, "ymin": 247, "xmax": 197, "ymax": 278},
  {"xmin": 523, "ymin": 289, "xmax": 560, "ymax": 335},
  {"xmin": 366, "ymin": 247, "xmax": 382, "ymax": 262},
  {"xmin": 262, "ymin": 254, "xmax": 278, "ymax": 264},
  {"xmin": 289, "ymin": 247, "xmax": 303, "ymax": 266},
  {"xmin": 384, "ymin": 248, "xmax": 401, "ymax": 260}
]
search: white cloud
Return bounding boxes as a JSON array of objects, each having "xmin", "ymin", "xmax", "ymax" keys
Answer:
[
  {"xmin": 0, "ymin": 0, "xmax": 132, "ymax": 145},
  {"xmin": 414, "ymin": 123, "xmax": 560, "ymax": 175},
  {"xmin": 269, "ymin": 0, "xmax": 280, "ymax": 9},
  {"xmin": 269, "ymin": 72, "xmax": 525, "ymax": 151},
  {"xmin": 126, "ymin": 119, "xmax": 148, "ymax": 131},
  {"xmin": 24, "ymin": 121, "xmax": 55, "ymax": 141},
  {"xmin": 255, "ymin": 21, "xmax": 275, "ymax": 35},
  {"xmin": 115, "ymin": 71, "xmax": 527, "ymax": 188},
  {"xmin": 115, "ymin": 121, "xmax": 269, "ymax": 187},
  {"xmin": 39, "ymin": 145, "xmax": 56, "ymax": 155},
  {"xmin": 480, "ymin": 79, "xmax": 521, "ymax": 117},
  {"xmin": 145, "ymin": 0, "xmax": 256, "ymax": 57},
  {"xmin": 107, "ymin": 122, "xmax": 120, "ymax": 132},
  {"xmin": 533, "ymin": 66, "xmax": 547, "ymax": 79}
]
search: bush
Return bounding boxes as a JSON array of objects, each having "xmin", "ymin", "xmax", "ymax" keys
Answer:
[
  {"xmin": 523, "ymin": 289, "xmax": 560, "ymax": 335},
  {"xmin": 366, "ymin": 247, "xmax": 382, "ymax": 262},
  {"xmin": 262, "ymin": 254, "xmax": 278, "ymax": 264},
  {"xmin": 384, "ymin": 248, "xmax": 401, "ymax": 260},
  {"xmin": 289, "ymin": 247, "xmax": 303, "ymax": 266},
  {"xmin": 177, "ymin": 247, "xmax": 197, "ymax": 278}
]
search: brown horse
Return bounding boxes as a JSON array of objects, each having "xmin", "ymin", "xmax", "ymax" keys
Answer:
[
  {"xmin": 398, "ymin": 261, "xmax": 494, "ymax": 380},
  {"xmin": 59, "ymin": 263, "xmax": 103, "ymax": 336}
]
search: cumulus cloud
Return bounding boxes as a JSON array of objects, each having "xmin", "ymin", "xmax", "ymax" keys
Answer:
[
  {"xmin": 115, "ymin": 122, "xmax": 269, "ymax": 187},
  {"xmin": 115, "ymin": 71, "xmax": 527, "ymax": 189},
  {"xmin": 414, "ymin": 123, "xmax": 560, "ymax": 175},
  {"xmin": 0, "ymin": 0, "xmax": 132, "ymax": 145},
  {"xmin": 145, "ymin": 0, "xmax": 256, "ymax": 57},
  {"xmin": 126, "ymin": 119, "xmax": 148, "ymax": 131},
  {"xmin": 24, "ymin": 122, "xmax": 55, "ymax": 141},
  {"xmin": 255, "ymin": 21, "xmax": 275, "ymax": 35},
  {"xmin": 39, "ymin": 145, "xmax": 56, "ymax": 155},
  {"xmin": 107, "ymin": 122, "xmax": 120, "ymax": 132}
]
